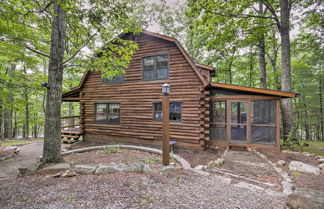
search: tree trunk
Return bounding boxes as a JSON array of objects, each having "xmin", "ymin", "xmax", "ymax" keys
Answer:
[
  {"xmin": 279, "ymin": 0, "xmax": 294, "ymax": 142},
  {"xmin": 303, "ymin": 98, "xmax": 310, "ymax": 140},
  {"xmin": 24, "ymin": 66, "xmax": 29, "ymax": 139},
  {"xmin": 319, "ymin": 69, "xmax": 323, "ymax": 140},
  {"xmin": 0, "ymin": 105, "xmax": 3, "ymax": 139},
  {"xmin": 258, "ymin": 3, "xmax": 266, "ymax": 89},
  {"xmin": 42, "ymin": 1, "xmax": 67, "ymax": 163},
  {"xmin": 258, "ymin": 35, "xmax": 267, "ymax": 89},
  {"xmin": 4, "ymin": 63, "xmax": 15, "ymax": 139},
  {"xmin": 13, "ymin": 111, "xmax": 17, "ymax": 139}
]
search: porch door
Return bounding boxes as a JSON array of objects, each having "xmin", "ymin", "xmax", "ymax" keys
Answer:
[{"xmin": 229, "ymin": 101, "xmax": 249, "ymax": 144}]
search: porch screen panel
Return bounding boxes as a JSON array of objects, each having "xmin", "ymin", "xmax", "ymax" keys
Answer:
[
  {"xmin": 210, "ymin": 101, "xmax": 226, "ymax": 141},
  {"xmin": 251, "ymin": 100, "xmax": 277, "ymax": 145},
  {"xmin": 210, "ymin": 124, "xmax": 226, "ymax": 141}
]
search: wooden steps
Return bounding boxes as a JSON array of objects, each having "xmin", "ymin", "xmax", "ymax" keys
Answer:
[{"xmin": 61, "ymin": 128, "xmax": 81, "ymax": 144}]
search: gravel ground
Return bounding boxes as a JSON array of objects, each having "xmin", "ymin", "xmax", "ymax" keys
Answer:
[{"xmin": 0, "ymin": 170, "xmax": 286, "ymax": 209}]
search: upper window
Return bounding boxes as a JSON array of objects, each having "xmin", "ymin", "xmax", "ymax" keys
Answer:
[
  {"xmin": 103, "ymin": 74, "xmax": 124, "ymax": 84},
  {"xmin": 153, "ymin": 102, "xmax": 181, "ymax": 122},
  {"xmin": 143, "ymin": 54, "xmax": 169, "ymax": 81},
  {"xmin": 95, "ymin": 103, "xmax": 120, "ymax": 125}
]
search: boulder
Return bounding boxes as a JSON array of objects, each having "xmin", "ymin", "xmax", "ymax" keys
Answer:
[
  {"xmin": 75, "ymin": 164, "xmax": 98, "ymax": 174},
  {"xmin": 282, "ymin": 181, "xmax": 295, "ymax": 195},
  {"xmin": 214, "ymin": 158, "xmax": 225, "ymax": 167},
  {"xmin": 61, "ymin": 170, "xmax": 77, "ymax": 178},
  {"xmin": 18, "ymin": 163, "xmax": 40, "ymax": 176},
  {"xmin": 318, "ymin": 158, "xmax": 324, "ymax": 164},
  {"xmin": 124, "ymin": 162, "xmax": 148, "ymax": 173},
  {"xmin": 95, "ymin": 163, "xmax": 125, "ymax": 174},
  {"xmin": 38, "ymin": 163, "xmax": 71, "ymax": 175},
  {"xmin": 194, "ymin": 165, "xmax": 206, "ymax": 171},
  {"xmin": 234, "ymin": 182, "xmax": 264, "ymax": 192},
  {"xmin": 276, "ymin": 160, "xmax": 286, "ymax": 166},
  {"xmin": 288, "ymin": 161, "xmax": 321, "ymax": 175},
  {"xmin": 207, "ymin": 161, "xmax": 217, "ymax": 168},
  {"xmin": 160, "ymin": 165, "xmax": 182, "ymax": 173},
  {"xmin": 286, "ymin": 188, "xmax": 324, "ymax": 209}
]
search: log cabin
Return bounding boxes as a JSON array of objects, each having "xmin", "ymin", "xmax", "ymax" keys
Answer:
[{"xmin": 62, "ymin": 30, "xmax": 298, "ymax": 151}]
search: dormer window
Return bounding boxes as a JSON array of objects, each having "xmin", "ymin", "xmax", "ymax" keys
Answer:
[
  {"xmin": 103, "ymin": 74, "xmax": 124, "ymax": 84},
  {"xmin": 143, "ymin": 54, "xmax": 169, "ymax": 81}
]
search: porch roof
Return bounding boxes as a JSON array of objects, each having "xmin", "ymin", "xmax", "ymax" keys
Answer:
[
  {"xmin": 207, "ymin": 83, "xmax": 298, "ymax": 98},
  {"xmin": 62, "ymin": 86, "xmax": 81, "ymax": 102}
]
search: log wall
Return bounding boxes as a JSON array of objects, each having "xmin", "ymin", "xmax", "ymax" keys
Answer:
[{"xmin": 80, "ymin": 34, "xmax": 205, "ymax": 149}]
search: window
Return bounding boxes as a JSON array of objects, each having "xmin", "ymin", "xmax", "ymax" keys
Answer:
[
  {"xmin": 102, "ymin": 74, "xmax": 124, "ymax": 84},
  {"xmin": 153, "ymin": 102, "xmax": 181, "ymax": 122},
  {"xmin": 95, "ymin": 103, "xmax": 120, "ymax": 125},
  {"xmin": 143, "ymin": 54, "xmax": 169, "ymax": 81}
]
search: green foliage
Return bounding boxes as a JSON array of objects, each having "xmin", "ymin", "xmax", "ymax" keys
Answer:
[
  {"xmin": 143, "ymin": 157, "xmax": 160, "ymax": 164},
  {"xmin": 104, "ymin": 146, "xmax": 120, "ymax": 154},
  {"xmin": 0, "ymin": 139, "xmax": 43, "ymax": 146}
]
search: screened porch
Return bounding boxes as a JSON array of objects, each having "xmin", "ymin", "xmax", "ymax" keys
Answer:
[{"xmin": 207, "ymin": 85, "xmax": 298, "ymax": 151}]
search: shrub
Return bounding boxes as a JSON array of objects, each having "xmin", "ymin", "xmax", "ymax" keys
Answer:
[{"xmin": 104, "ymin": 146, "xmax": 120, "ymax": 154}]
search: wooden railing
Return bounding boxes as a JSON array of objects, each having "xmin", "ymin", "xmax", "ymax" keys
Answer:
[{"xmin": 61, "ymin": 116, "xmax": 80, "ymax": 129}]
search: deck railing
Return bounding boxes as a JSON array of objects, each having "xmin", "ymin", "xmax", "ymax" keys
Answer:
[{"xmin": 61, "ymin": 116, "xmax": 80, "ymax": 129}]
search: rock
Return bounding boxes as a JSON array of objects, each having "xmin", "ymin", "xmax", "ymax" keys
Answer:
[
  {"xmin": 75, "ymin": 164, "xmax": 98, "ymax": 174},
  {"xmin": 52, "ymin": 172, "xmax": 64, "ymax": 178},
  {"xmin": 18, "ymin": 163, "xmax": 40, "ymax": 176},
  {"xmin": 302, "ymin": 152, "xmax": 311, "ymax": 157},
  {"xmin": 282, "ymin": 181, "xmax": 295, "ymax": 195},
  {"xmin": 95, "ymin": 163, "xmax": 125, "ymax": 174},
  {"xmin": 194, "ymin": 165, "xmax": 206, "ymax": 171},
  {"xmin": 61, "ymin": 170, "xmax": 77, "ymax": 177},
  {"xmin": 38, "ymin": 163, "xmax": 71, "ymax": 175},
  {"xmin": 318, "ymin": 158, "xmax": 324, "ymax": 164},
  {"xmin": 124, "ymin": 162, "xmax": 147, "ymax": 173},
  {"xmin": 318, "ymin": 164, "xmax": 324, "ymax": 169},
  {"xmin": 288, "ymin": 161, "xmax": 321, "ymax": 175},
  {"xmin": 286, "ymin": 188, "xmax": 324, "ymax": 209},
  {"xmin": 160, "ymin": 165, "xmax": 181, "ymax": 173},
  {"xmin": 276, "ymin": 160, "xmax": 286, "ymax": 166},
  {"xmin": 234, "ymin": 182, "xmax": 264, "ymax": 192},
  {"xmin": 214, "ymin": 158, "xmax": 225, "ymax": 167},
  {"xmin": 207, "ymin": 161, "xmax": 217, "ymax": 168}
]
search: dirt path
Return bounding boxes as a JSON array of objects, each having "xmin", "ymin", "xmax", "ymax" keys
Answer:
[
  {"xmin": 0, "ymin": 143, "xmax": 69, "ymax": 181},
  {"xmin": 0, "ymin": 143, "xmax": 43, "ymax": 181}
]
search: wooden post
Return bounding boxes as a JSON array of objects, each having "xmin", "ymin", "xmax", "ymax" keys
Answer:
[{"xmin": 162, "ymin": 95, "xmax": 170, "ymax": 166}]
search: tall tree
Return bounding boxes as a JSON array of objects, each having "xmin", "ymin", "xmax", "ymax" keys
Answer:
[{"xmin": 1, "ymin": 0, "xmax": 145, "ymax": 162}]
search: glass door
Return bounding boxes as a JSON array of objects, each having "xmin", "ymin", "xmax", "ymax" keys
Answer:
[{"xmin": 230, "ymin": 101, "xmax": 248, "ymax": 144}]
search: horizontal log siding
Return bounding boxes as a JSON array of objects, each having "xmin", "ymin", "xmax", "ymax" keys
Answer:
[{"xmin": 81, "ymin": 34, "xmax": 204, "ymax": 149}]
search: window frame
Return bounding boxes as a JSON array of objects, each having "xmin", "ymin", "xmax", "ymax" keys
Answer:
[
  {"xmin": 102, "ymin": 74, "xmax": 125, "ymax": 85},
  {"xmin": 142, "ymin": 53, "xmax": 169, "ymax": 81},
  {"xmin": 94, "ymin": 102, "xmax": 121, "ymax": 125},
  {"xmin": 152, "ymin": 101, "xmax": 182, "ymax": 122}
]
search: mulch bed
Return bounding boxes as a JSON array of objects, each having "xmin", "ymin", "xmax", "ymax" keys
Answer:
[
  {"xmin": 258, "ymin": 149, "xmax": 324, "ymax": 192},
  {"xmin": 221, "ymin": 151, "xmax": 282, "ymax": 185},
  {"xmin": 64, "ymin": 148, "xmax": 175, "ymax": 170},
  {"xmin": 174, "ymin": 148, "xmax": 224, "ymax": 167}
]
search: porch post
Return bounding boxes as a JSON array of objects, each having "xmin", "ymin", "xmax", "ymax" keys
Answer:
[{"xmin": 276, "ymin": 99, "xmax": 281, "ymax": 151}]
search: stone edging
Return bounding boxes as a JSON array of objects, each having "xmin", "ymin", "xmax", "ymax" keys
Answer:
[
  {"xmin": 253, "ymin": 149, "xmax": 294, "ymax": 195},
  {"xmin": 62, "ymin": 145, "xmax": 209, "ymax": 176}
]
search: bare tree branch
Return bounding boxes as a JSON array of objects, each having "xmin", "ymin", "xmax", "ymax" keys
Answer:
[
  {"xmin": 25, "ymin": 46, "xmax": 51, "ymax": 58},
  {"xmin": 62, "ymin": 32, "xmax": 97, "ymax": 65},
  {"xmin": 259, "ymin": 0, "xmax": 281, "ymax": 29}
]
